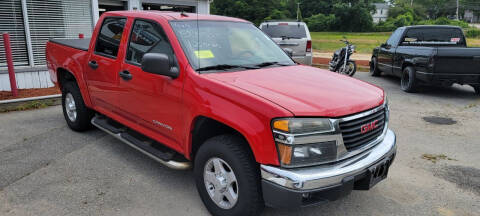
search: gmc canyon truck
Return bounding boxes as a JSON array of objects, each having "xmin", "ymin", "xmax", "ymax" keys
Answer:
[
  {"xmin": 46, "ymin": 11, "xmax": 396, "ymax": 216},
  {"xmin": 370, "ymin": 25, "xmax": 480, "ymax": 94}
]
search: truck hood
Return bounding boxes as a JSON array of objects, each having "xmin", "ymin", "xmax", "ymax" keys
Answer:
[{"xmin": 203, "ymin": 65, "xmax": 384, "ymax": 117}]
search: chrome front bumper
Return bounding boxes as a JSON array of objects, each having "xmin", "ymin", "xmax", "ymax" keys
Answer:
[{"xmin": 261, "ymin": 129, "xmax": 396, "ymax": 190}]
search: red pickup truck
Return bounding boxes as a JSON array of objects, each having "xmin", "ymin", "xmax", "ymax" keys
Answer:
[{"xmin": 46, "ymin": 11, "xmax": 396, "ymax": 216}]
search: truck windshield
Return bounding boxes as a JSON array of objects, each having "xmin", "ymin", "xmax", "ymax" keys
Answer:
[{"xmin": 170, "ymin": 21, "xmax": 295, "ymax": 72}]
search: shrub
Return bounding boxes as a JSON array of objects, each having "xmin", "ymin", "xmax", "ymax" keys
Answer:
[
  {"xmin": 465, "ymin": 28, "xmax": 480, "ymax": 38},
  {"xmin": 417, "ymin": 17, "xmax": 469, "ymax": 28},
  {"xmin": 304, "ymin": 13, "xmax": 336, "ymax": 31}
]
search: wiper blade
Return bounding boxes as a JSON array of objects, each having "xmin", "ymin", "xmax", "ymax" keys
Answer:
[
  {"xmin": 254, "ymin": 61, "xmax": 290, "ymax": 68},
  {"xmin": 196, "ymin": 64, "xmax": 258, "ymax": 72}
]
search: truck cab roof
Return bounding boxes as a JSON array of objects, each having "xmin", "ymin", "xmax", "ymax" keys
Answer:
[
  {"xmin": 102, "ymin": 10, "xmax": 250, "ymax": 23},
  {"xmin": 403, "ymin": 25, "xmax": 462, "ymax": 29}
]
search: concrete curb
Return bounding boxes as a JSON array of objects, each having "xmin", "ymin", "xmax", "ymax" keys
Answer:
[
  {"xmin": 0, "ymin": 94, "xmax": 61, "ymax": 112},
  {"xmin": 0, "ymin": 94, "xmax": 61, "ymax": 104}
]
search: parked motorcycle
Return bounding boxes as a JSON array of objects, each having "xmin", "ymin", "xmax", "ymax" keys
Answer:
[{"xmin": 329, "ymin": 37, "xmax": 357, "ymax": 76}]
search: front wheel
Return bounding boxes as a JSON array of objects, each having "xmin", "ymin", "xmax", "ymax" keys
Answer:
[
  {"xmin": 194, "ymin": 135, "xmax": 263, "ymax": 216},
  {"xmin": 339, "ymin": 61, "xmax": 356, "ymax": 76},
  {"xmin": 370, "ymin": 57, "xmax": 381, "ymax": 76}
]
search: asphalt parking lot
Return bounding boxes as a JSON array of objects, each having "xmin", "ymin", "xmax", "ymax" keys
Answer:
[{"xmin": 1, "ymin": 72, "xmax": 479, "ymax": 216}]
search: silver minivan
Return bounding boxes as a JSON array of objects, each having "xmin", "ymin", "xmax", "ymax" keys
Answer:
[{"xmin": 259, "ymin": 21, "xmax": 312, "ymax": 65}]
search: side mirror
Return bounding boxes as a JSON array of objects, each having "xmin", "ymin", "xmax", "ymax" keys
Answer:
[
  {"xmin": 141, "ymin": 53, "xmax": 178, "ymax": 78},
  {"xmin": 380, "ymin": 43, "xmax": 391, "ymax": 49},
  {"xmin": 282, "ymin": 48, "xmax": 293, "ymax": 57}
]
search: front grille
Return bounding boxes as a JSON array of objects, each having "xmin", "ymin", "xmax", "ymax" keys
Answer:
[{"xmin": 339, "ymin": 107, "xmax": 386, "ymax": 151}]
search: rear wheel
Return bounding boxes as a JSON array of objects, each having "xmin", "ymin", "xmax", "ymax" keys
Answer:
[
  {"xmin": 370, "ymin": 57, "xmax": 381, "ymax": 76},
  {"xmin": 401, "ymin": 66, "xmax": 419, "ymax": 93},
  {"xmin": 61, "ymin": 82, "xmax": 94, "ymax": 131},
  {"xmin": 472, "ymin": 85, "xmax": 480, "ymax": 95},
  {"xmin": 194, "ymin": 135, "xmax": 263, "ymax": 216}
]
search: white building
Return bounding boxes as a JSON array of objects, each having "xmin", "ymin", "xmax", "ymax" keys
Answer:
[
  {"xmin": 464, "ymin": 10, "xmax": 479, "ymax": 23},
  {"xmin": 0, "ymin": 0, "xmax": 211, "ymax": 91},
  {"xmin": 372, "ymin": 3, "xmax": 389, "ymax": 24}
]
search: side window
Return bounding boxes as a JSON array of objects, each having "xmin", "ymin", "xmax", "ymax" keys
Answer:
[
  {"xmin": 94, "ymin": 17, "xmax": 126, "ymax": 58},
  {"xmin": 386, "ymin": 28, "xmax": 402, "ymax": 47},
  {"xmin": 126, "ymin": 19, "xmax": 175, "ymax": 65}
]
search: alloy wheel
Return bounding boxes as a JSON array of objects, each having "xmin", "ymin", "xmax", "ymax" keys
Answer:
[{"xmin": 203, "ymin": 157, "xmax": 239, "ymax": 209}]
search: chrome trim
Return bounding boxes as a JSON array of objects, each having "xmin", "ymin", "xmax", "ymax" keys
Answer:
[
  {"xmin": 338, "ymin": 103, "xmax": 386, "ymax": 122},
  {"xmin": 261, "ymin": 129, "xmax": 396, "ymax": 190},
  {"xmin": 377, "ymin": 62, "xmax": 392, "ymax": 67},
  {"xmin": 91, "ymin": 117, "xmax": 191, "ymax": 170},
  {"xmin": 272, "ymin": 102, "xmax": 388, "ymax": 167}
]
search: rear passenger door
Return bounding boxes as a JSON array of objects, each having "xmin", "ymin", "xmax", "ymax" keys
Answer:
[
  {"xmin": 85, "ymin": 17, "xmax": 127, "ymax": 111},
  {"xmin": 117, "ymin": 19, "xmax": 183, "ymax": 149}
]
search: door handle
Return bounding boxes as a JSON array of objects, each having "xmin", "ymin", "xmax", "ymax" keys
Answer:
[
  {"xmin": 88, "ymin": 60, "xmax": 98, "ymax": 69},
  {"xmin": 119, "ymin": 70, "xmax": 132, "ymax": 81}
]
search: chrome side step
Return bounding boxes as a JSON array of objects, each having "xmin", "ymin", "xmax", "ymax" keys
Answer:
[{"xmin": 91, "ymin": 115, "xmax": 191, "ymax": 170}]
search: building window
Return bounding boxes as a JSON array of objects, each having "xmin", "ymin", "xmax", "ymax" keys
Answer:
[
  {"xmin": 26, "ymin": 0, "xmax": 93, "ymax": 66},
  {"xmin": 0, "ymin": 0, "xmax": 29, "ymax": 67}
]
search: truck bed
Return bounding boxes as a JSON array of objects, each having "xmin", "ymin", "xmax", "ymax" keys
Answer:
[
  {"xmin": 48, "ymin": 38, "xmax": 90, "ymax": 51},
  {"xmin": 435, "ymin": 47, "xmax": 480, "ymax": 75}
]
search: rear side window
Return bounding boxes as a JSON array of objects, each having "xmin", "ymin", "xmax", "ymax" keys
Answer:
[
  {"xmin": 95, "ymin": 17, "xmax": 126, "ymax": 58},
  {"xmin": 261, "ymin": 24, "xmax": 307, "ymax": 38},
  {"xmin": 402, "ymin": 28, "xmax": 465, "ymax": 46},
  {"xmin": 126, "ymin": 19, "xmax": 175, "ymax": 65}
]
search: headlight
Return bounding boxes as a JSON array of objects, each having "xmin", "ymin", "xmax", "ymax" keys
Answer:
[
  {"xmin": 272, "ymin": 118, "xmax": 339, "ymax": 167},
  {"xmin": 273, "ymin": 118, "xmax": 333, "ymax": 134}
]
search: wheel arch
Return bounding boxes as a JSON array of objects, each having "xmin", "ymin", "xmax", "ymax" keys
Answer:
[
  {"xmin": 189, "ymin": 116, "xmax": 255, "ymax": 162},
  {"xmin": 56, "ymin": 67, "xmax": 93, "ymax": 108}
]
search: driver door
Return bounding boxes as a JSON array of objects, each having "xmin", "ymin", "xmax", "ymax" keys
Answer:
[
  {"xmin": 378, "ymin": 28, "xmax": 402, "ymax": 74},
  {"xmin": 117, "ymin": 19, "xmax": 183, "ymax": 149}
]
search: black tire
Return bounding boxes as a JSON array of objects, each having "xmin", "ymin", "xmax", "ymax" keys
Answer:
[
  {"xmin": 194, "ymin": 135, "xmax": 263, "ymax": 216},
  {"xmin": 348, "ymin": 60, "xmax": 357, "ymax": 77},
  {"xmin": 370, "ymin": 57, "xmax": 381, "ymax": 76},
  {"xmin": 472, "ymin": 85, "xmax": 480, "ymax": 95},
  {"xmin": 401, "ymin": 66, "xmax": 419, "ymax": 93},
  {"xmin": 61, "ymin": 81, "xmax": 94, "ymax": 131}
]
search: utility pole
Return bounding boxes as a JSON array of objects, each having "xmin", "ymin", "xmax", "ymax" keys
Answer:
[
  {"xmin": 456, "ymin": 0, "xmax": 459, "ymax": 20},
  {"xmin": 296, "ymin": 3, "xmax": 301, "ymax": 21}
]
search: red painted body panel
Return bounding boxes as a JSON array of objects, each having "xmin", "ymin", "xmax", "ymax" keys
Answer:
[
  {"xmin": 46, "ymin": 11, "xmax": 384, "ymax": 166},
  {"xmin": 204, "ymin": 65, "xmax": 384, "ymax": 117}
]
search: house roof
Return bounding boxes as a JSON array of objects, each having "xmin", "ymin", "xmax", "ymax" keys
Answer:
[{"xmin": 373, "ymin": 3, "xmax": 389, "ymax": 9}]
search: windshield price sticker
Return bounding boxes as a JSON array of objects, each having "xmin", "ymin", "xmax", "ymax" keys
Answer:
[{"xmin": 194, "ymin": 50, "xmax": 215, "ymax": 59}]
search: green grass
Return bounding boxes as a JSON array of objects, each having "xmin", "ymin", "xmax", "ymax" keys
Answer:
[{"xmin": 311, "ymin": 32, "xmax": 480, "ymax": 54}]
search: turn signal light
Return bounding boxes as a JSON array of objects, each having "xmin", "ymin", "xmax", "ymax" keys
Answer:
[
  {"xmin": 277, "ymin": 143, "xmax": 292, "ymax": 165},
  {"xmin": 273, "ymin": 120, "xmax": 289, "ymax": 132}
]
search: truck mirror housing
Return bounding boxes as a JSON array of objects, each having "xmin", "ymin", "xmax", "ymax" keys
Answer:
[{"xmin": 141, "ymin": 53, "xmax": 179, "ymax": 78}]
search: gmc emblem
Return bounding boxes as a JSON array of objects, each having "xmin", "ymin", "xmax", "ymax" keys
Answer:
[{"xmin": 361, "ymin": 120, "xmax": 379, "ymax": 134}]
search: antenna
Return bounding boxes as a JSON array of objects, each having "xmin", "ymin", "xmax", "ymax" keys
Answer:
[{"xmin": 196, "ymin": 0, "xmax": 200, "ymax": 69}]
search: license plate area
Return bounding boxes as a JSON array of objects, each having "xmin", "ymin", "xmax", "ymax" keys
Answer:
[{"xmin": 354, "ymin": 155, "xmax": 394, "ymax": 190}]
